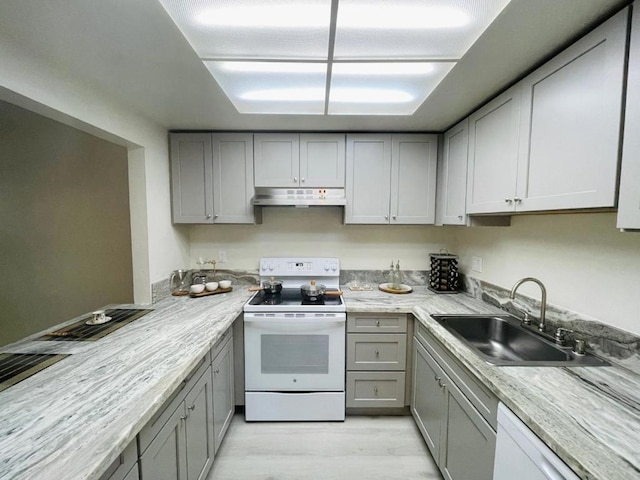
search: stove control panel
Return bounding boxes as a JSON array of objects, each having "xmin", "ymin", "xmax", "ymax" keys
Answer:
[{"xmin": 259, "ymin": 258, "xmax": 340, "ymax": 277}]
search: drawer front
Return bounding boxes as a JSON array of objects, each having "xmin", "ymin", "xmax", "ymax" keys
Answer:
[
  {"xmin": 98, "ymin": 439, "xmax": 137, "ymax": 480},
  {"xmin": 346, "ymin": 371, "xmax": 406, "ymax": 408},
  {"xmin": 415, "ymin": 322, "xmax": 498, "ymax": 429},
  {"xmin": 347, "ymin": 334, "xmax": 407, "ymax": 371},
  {"xmin": 347, "ymin": 313, "xmax": 408, "ymax": 333},
  {"xmin": 212, "ymin": 325, "xmax": 233, "ymax": 360},
  {"xmin": 139, "ymin": 355, "xmax": 209, "ymax": 454}
]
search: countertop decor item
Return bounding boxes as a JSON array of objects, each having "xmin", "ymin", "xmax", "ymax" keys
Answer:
[
  {"xmin": 428, "ymin": 251, "xmax": 459, "ymax": 294},
  {"xmin": 378, "ymin": 283, "xmax": 413, "ymax": 294},
  {"xmin": 189, "ymin": 286, "xmax": 232, "ymax": 298}
]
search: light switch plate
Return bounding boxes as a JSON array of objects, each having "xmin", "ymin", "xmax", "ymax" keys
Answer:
[{"xmin": 472, "ymin": 256, "xmax": 483, "ymax": 273}]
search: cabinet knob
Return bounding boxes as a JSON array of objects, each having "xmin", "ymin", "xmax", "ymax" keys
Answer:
[
  {"xmin": 206, "ymin": 214, "xmax": 212, "ymax": 219},
  {"xmin": 514, "ymin": 197, "xmax": 522, "ymax": 203},
  {"xmin": 458, "ymin": 215, "xmax": 463, "ymax": 220},
  {"xmin": 376, "ymin": 320, "xmax": 380, "ymax": 327},
  {"xmin": 188, "ymin": 404, "xmax": 196, "ymax": 411},
  {"xmin": 385, "ymin": 215, "xmax": 389, "ymax": 220},
  {"xmin": 434, "ymin": 374, "xmax": 440, "ymax": 382},
  {"xmin": 373, "ymin": 386, "xmax": 379, "ymax": 395},
  {"xmin": 375, "ymin": 349, "xmax": 380, "ymax": 358},
  {"xmin": 392, "ymin": 215, "xmax": 397, "ymax": 220},
  {"xmin": 214, "ymin": 368, "xmax": 220, "ymax": 375},
  {"xmin": 294, "ymin": 177, "xmax": 298, "ymax": 182},
  {"xmin": 438, "ymin": 378, "xmax": 446, "ymax": 389},
  {"xmin": 180, "ymin": 415, "xmax": 187, "ymax": 421},
  {"xmin": 301, "ymin": 177, "xmax": 305, "ymax": 183},
  {"xmin": 504, "ymin": 198, "xmax": 513, "ymax": 204}
]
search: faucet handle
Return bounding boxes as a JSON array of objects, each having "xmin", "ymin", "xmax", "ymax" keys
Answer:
[
  {"xmin": 521, "ymin": 312, "xmax": 532, "ymax": 326},
  {"xmin": 554, "ymin": 327, "xmax": 574, "ymax": 346}
]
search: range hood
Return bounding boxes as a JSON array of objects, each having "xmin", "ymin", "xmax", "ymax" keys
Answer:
[{"xmin": 252, "ymin": 187, "xmax": 346, "ymax": 207}]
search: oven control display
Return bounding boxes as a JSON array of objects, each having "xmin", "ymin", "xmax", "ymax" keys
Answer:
[{"xmin": 288, "ymin": 262, "xmax": 312, "ymax": 271}]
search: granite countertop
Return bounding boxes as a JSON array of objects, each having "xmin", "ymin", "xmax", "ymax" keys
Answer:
[
  {"xmin": 0, "ymin": 289, "xmax": 253, "ymax": 480},
  {"xmin": 1, "ymin": 286, "xmax": 638, "ymax": 480},
  {"xmin": 345, "ymin": 286, "xmax": 640, "ymax": 480}
]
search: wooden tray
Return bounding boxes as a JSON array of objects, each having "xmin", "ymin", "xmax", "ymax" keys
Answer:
[
  {"xmin": 189, "ymin": 287, "xmax": 233, "ymax": 298},
  {"xmin": 378, "ymin": 283, "xmax": 413, "ymax": 294}
]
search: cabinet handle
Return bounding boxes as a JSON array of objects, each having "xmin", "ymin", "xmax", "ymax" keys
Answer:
[
  {"xmin": 375, "ymin": 349, "xmax": 380, "ymax": 358},
  {"xmin": 214, "ymin": 214, "xmax": 219, "ymax": 218},
  {"xmin": 301, "ymin": 177, "xmax": 305, "ymax": 183},
  {"xmin": 504, "ymin": 198, "xmax": 513, "ymax": 204},
  {"xmin": 438, "ymin": 378, "xmax": 446, "ymax": 389},
  {"xmin": 188, "ymin": 404, "xmax": 196, "ymax": 411},
  {"xmin": 373, "ymin": 386, "xmax": 379, "ymax": 395},
  {"xmin": 514, "ymin": 197, "xmax": 522, "ymax": 203},
  {"xmin": 434, "ymin": 374, "xmax": 440, "ymax": 382},
  {"xmin": 180, "ymin": 415, "xmax": 187, "ymax": 421},
  {"xmin": 385, "ymin": 214, "xmax": 389, "ymax": 220},
  {"xmin": 376, "ymin": 320, "xmax": 380, "ymax": 327},
  {"xmin": 458, "ymin": 215, "xmax": 463, "ymax": 220},
  {"xmin": 392, "ymin": 215, "xmax": 397, "ymax": 220},
  {"xmin": 294, "ymin": 177, "xmax": 298, "ymax": 182},
  {"xmin": 206, "ymin": 214, "xmax": 212, "ymax": 219},
  {"xmin": 214, "ymin": 368, "xmax": 220, "ymax": 375}
]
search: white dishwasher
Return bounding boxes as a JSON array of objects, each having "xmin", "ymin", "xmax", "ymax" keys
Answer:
[{"xmin": 493, "ymin": 403, "xmax": 580, "ymax": 480}]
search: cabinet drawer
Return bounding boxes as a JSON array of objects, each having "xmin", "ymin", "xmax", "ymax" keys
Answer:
[
  {"xmin": 212, "ymin": 325, "xmax": 233, "ymax": 360},
  {"xmin": 138, "ymin": 355, "xmax": 209, "ymax": 454},
  {"xmin": 347, "ymin": 334, "xmax": 406, "ymax": 371},
  {"xmin": 347, "ymin": 313, "xmax": 407, "ymax": 333},
  {"xmin": 98, "ymin": 439, "xmax": 137, "ymax": 480},
  {"xmin": 415, "ymin": 322, "xmax": 498, "ymax": 429},
  {"xmin": 346, "ymin": 371, "xmax": 405, "ymax": 408}
]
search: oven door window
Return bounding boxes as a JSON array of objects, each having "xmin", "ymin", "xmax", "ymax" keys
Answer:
[{"xmin": 261, "ymin": 334, "xmax": 329, "ymax": 374}]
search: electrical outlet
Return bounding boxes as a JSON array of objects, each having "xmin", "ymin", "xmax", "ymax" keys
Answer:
[
  {"xmin": 471, "ymin": 256, "xmax": 483, "ymax": 273},
  {"xmin": 218, "ymin": 250, "xmax": 227, "ymax": 263}
]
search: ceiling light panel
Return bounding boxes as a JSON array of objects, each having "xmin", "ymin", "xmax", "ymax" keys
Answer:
[
  {"xmin": 204, "ymin": 61, "xmax": 327, "ymax": 114},
  {"xmin": 328, "ymin": 62, "xmax": 455, "ymax": 115},
  {"xmin": 158, "ymin": 0, "xmax": 332, "ymax": 59},
  {"xmin": 333, "ymin": 0, "xmax": 511, "ymax": 60}
]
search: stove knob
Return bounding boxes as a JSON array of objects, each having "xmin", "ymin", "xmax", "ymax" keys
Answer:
[
  {"xmin": 324, "ymin": 263, "xmax": 330, "ymax": 271},
  {"xmin": 331, "ymin": 263, "xmax": 338, "ymax": 271},
  {"xmin": 260, "ymin": 261, "xmax": 267, "ymax": 271},
  {"xmin": 269, "ymin": 263, "xmax": 275, "ymax": 271}
]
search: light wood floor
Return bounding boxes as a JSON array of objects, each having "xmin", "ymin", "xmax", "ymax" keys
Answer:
[{"xmin": 207, "ymin": 414, "xmax": 443, "ymax": 480}]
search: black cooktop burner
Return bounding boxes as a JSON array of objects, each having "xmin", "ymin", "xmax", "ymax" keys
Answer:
[{"xmin": 248, "ymin": 288, "xmax": 342, "ymax": 307}]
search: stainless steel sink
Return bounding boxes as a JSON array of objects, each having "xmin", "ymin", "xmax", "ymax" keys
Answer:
[{"xmin": 431, "ymin": 314, "xmax": 609, "ymax": 366}]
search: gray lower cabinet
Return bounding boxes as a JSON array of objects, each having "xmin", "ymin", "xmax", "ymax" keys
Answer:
[
  {"xmin": 139, "ymin": 361, "xmax": 215, "ymax": 480},
  {"xmin": 412, "ymin": 323, "xmax": 497, "ymax": 480},
  {"xmin": 99, "ymin": 439, "xmax": 138, "ymax": 480},
  {"xmin": 346, "ymin": 313, "xmax": 408, "ymax": 408},
  {"xmin": 212, "ymin": 332, "xmax": 234, "ymax": 452}
]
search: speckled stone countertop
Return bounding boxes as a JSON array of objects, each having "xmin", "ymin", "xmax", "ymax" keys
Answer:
[
  {"xmin": 1, "ymin": 286, "xmax": 638, "ymax": 480},
  {"xmin": 0, "ymin": 289, "xmax": 252, "ymax": 480},
  {"xmin": 345, "ymin": 286, "xmax": 640, "ymax": 480}
]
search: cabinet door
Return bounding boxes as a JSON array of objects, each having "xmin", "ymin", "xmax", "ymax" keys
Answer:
[
  {"xmin": 390, "ymin": 134, "xmax": 438, "ymax": 224},
  {"xmin": 170, "ymin": 133, "xmax": 214, "ymax": 224},
  {"xmin": 140, "ymin": 404, "xmax": 187, "ymax": 480},
  {"xmin": 517, "ymin": 9, "xmax": 627, "ymax": 212},
  {"xmin": 184, "ymin": 366, "xmax": 215, "ymax": 480},
  {"xmin": 411, "ymin": 339, "xmax": 446, "ymax": 462},
  {"xmin": 345, "ymin": 134, "xmax": 392, "ymax": 224},
  {"xmin": 300, "ymin": 134, "xmax": 346, "ymax": 188},
  {"xmin": 467, "ymin": 85, "xmax": 521, "ymax": 214},
  {"xmin": 618, "ymin": 5, "xmax": 640, "ymax": 230},
  {"xmin": 254, "ymin": 134, "xmax": 300, "ymax": 187},
  {"xmin": 440, "ymin": 380, "xmax": 496, "ymax": 480},
  {"xmin": 438, "ymin": 119, "xmax": 469, "ymax": 225},
  {"xmin": 212, "ymin": 338, "xmax": 235, "ymax": 453},
  {"xmin": 212, "ymin": 133, "xmax": 255, "ymax": 224}
]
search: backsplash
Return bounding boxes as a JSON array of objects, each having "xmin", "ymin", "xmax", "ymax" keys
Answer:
[
  {"xmin": 340, "ymin": 269, "xmax": 429, "ymax": 287},
  {"xmin": 152, "ymin": 269, "xmax": 260, "ymax": 303},
  {"xmin": 462, "ymin": 275, "xmax": 640, "ymax": 374}
]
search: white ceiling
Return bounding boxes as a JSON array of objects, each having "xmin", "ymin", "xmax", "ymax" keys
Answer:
[{"xmin": 0, "ymin": 0, "xmax": 631, "ymax": 132}]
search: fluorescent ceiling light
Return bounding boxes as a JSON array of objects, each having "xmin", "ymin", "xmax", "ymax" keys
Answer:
[
  {"xmin": 338, "ymin": 5, "xmax": 470, "ymax": 30},
  {"xmin": 158, "ymin": 0, "xmax": 512, "ymax": 115}
]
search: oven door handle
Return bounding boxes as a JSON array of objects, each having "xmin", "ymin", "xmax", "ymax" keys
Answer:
[{"xmin": 244, "ymin": 318, "xmax": 344, "ymax": 332}]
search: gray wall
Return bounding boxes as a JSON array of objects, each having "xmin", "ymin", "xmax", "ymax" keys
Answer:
[{"xmin": 0, "ymin": 100, "xmax": 133, "ymax": 346}]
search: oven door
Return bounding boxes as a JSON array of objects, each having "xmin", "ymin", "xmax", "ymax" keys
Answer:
[{"xmin": 244, "ymin": 313, "xmax": 345, "ymax": 391}]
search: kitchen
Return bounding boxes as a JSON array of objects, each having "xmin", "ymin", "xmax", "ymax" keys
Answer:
[{"xmin": 1, "ymin": 0, "xmax": 640, "ymax": 479}]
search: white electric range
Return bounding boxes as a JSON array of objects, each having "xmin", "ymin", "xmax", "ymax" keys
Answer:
[{"xmin": 243, "ymin": 257, "xmax": 346, "ymax": 421}]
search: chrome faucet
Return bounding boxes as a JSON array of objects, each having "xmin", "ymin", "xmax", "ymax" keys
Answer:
[{"xmin": 509, "ymin": 277, "xmax": 547, "ymax": 333}]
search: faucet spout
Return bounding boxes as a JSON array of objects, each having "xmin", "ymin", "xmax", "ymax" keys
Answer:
[{"xmin": 509, "ymin": 277, "xmax": 547, "ymax": 332}]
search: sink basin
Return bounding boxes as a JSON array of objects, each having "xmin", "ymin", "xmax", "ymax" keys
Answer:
[{"xmin": 431, "ymin": 314, "xmax": 609, "ymax": 366}]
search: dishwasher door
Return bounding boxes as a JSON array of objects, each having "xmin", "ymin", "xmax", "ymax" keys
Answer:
[{"xmin": 493, "ymin": 403, "xmax": 580, "ymax": 480}]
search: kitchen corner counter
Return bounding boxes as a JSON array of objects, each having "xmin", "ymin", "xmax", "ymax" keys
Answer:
[
  {"xmin": 0, "ymin": 288, "xmax": 252, "ymax": 480},
  {"xmin": 344, "ymin": 286, "xmax": 640, "ymax": 480}
]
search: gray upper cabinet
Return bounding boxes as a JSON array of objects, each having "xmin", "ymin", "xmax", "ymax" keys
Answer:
[
  {"xmin": 254, "ymin": 133, "xmax": 346, "ymax": 188},
  {"xmin": 618, "ymin": 3, "xmax": 640, "ymax": 230},
  {"xmin": 466, "ymin": 8, "xmax": 627, "ymax": 216},
  {"xmin": 437, "ymin": 119, "xmax": 469, "ymax": 225},
  {"xmin": 346, "ymin": 134, "xmax": 438, "ymax": 224},
  {"xmin": 212, "ymin": 133, "xmax": 255, "ymax": 224},
  {"xmin": 170, "ymin": 132, "xmax": 255, "ymax": 224},
  {"xmin": 254, "ymin": 133, "xmax": 300, "ymax": 187},
  {"xmin": 466, "ymin": 85, "xmax": 522, "ymax": 215},
  {"xmin": 170, "ymin": 133, "xmax": 214, "ymax": 223},
  {"xmin": 516, "ymin": 8, "xmax": 627, "ymax": 212}
]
